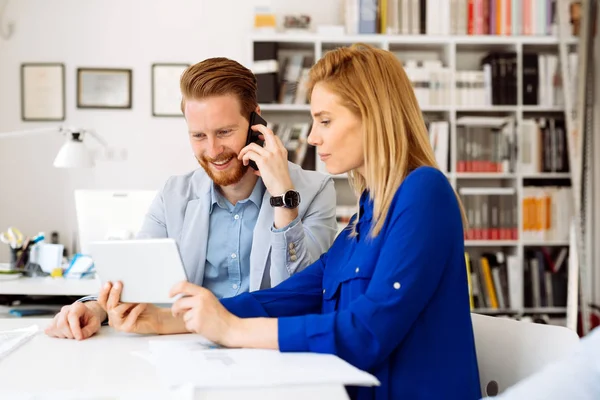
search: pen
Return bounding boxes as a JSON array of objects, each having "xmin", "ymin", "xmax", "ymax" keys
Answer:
[
  {"xmin": 31, "ymin": 234, "xmax": 45, "ymax": 244},
  {"xmin": 14, "ymin": 238, "xmax": 31, "ymax": 270}
]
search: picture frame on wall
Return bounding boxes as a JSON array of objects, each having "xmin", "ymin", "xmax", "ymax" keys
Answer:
[
  {"xmin": 151, "ymin": 63, "xmax": 189, "ymax": 117},
  {"xmin": 77, "ymin": 68, "xmax": 132, "ymax": 109},
  {"xmin": 21, "ymin": 63, "xmax": 66, "ymax": 121}
]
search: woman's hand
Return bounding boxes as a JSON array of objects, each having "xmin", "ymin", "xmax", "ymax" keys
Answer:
[{"xmin": 170, "ymin": 281, "xmax": 240, "ymax": 346}]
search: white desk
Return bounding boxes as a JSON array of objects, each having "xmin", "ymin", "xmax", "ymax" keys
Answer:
[
  {"xmin": 0, "ymin": 276, "xmax": 100, "ymax": 296},
  {"xmin": 0, "ymin": 318, "xmax": 349, "ymax": 399}
]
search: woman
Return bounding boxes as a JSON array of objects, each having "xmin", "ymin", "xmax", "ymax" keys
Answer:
[{"xmin": 108, "ymin": 44, "xmax": 482, "ymax": 399}]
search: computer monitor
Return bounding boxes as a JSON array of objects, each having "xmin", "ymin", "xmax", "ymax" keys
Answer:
[{"xmin": 74, "ymin": 190, "xmax": 157, "ymax": 255}]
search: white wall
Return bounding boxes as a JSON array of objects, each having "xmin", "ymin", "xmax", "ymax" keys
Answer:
[{"xmin": 0, "ymin": 0, "xmax": 341, "ymax": 261}]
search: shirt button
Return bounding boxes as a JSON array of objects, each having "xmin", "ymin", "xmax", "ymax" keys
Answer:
[
  {"xmin": 289, "ymin": 249, "xmax": 296, "ymax": 255},
  {"xmin": 234, "ymin": 214, "xmax": 240, "ymax": 220},
  {"xmin": 393, "ymin": 282, "xmax": 401, "ymax": 290},
  {"xmin": 231, "ymin": 253, "xmax": 237, "ymax": 259},
  {"xmin": 288, "ymin": 243, "xmax": 295, "ymax": 250},
  {"xmin": 323, "ymin": 289, "xmax": 326, "ymax": 294},
  {"xmin": 355, "ymin": 267, "xmax": 360, "ymax": 273},
  {"xmin": 232, "ymin": 284, "xmax": 238, "ymax": 290},
  {"xmin": 290, "ymin": 255, "xmax": 297, "ymax": 261}
]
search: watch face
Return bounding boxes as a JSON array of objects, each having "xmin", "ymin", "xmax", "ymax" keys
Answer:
[{"xmin": 283, "ymin": 190, "xmax": 300, "ymax": 207}]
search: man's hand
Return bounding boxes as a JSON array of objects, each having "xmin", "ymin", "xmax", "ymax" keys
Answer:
[
  {"xmin": 238, "ymin": 123, "xmax": 299, "ymax": 229},
  {"xmin": 45, "ymin": 301, "xmax": 106, "ymax": 340},
  {"xmin": 97, "ymin": 281, "xmax": 161, "ymax": 335},
  {"xmin": 170, "ymin": 281, "xmax": 240, "ymax": 346},
  {"xmin": 238, "ymin": 123, "xmax": 294, "ymax": 196}
]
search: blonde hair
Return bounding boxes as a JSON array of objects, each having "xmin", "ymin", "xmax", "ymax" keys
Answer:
[{"xmin": 307, "ymin": 44, "xmax": 467, "ymax": 237}]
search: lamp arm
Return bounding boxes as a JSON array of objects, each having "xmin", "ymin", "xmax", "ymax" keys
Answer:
[
  {"xmin": 0, "ymin": 127, "xmax": 63, "ymax": 139},
  {"xmin": 83, "ymin": 129, "xmax": 108, "ymax": 148}
]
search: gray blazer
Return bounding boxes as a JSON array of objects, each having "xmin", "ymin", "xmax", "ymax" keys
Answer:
[{"xmin": 138, "ymin": 162, "xmax": 338, "ymax": 291}]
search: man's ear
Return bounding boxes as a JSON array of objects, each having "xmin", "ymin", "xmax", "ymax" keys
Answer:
[{"xmin": 255, "ymin": 105, "xmax": 261, "ymax": 115}]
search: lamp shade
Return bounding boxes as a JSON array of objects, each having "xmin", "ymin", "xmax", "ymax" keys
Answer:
[
  {"xmin": 53, "ymin": 136, "xmax": 94, "ymax": 168},
  {"xmin": 0, "ymin": 126, "xmax": 107, "ymax": 168}
]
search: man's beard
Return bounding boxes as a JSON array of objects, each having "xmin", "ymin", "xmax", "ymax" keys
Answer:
[{"xmin": 198, "ymin": 149, "xmax": 249, "ymax": 186}]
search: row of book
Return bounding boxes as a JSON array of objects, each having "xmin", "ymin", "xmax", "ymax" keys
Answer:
[
  {"xmin": 462, "ymin": 0, "xmax": 559, "ymax": 36},
  {"xmin": 455, "ymin": 117, "xmax": 516, "ymax": 173},
  {"xmin": 467, "ymin": 247, "xmax": 569, "ymax": 311},
  {"xmin": 405, "ymin": 61, "xmax": 452, "ymax": 107},
  {"xmin": 254, "ymin": 44, "xmax": 574, "ymax": 109},
  {"xmin": 406, "ymin": 51, "xmax": 570, "ymax": 108},
  {"xmin": 523, "ymin": 53, "xmax": 578, "ymax": 107},
  {"xmin": 426, "ymin": 116, "xmax": 571, "ymax": 176},
  {"xmin": 522, "ymin": 187, "xmax": 573, "ymax": 242},
  {"xmin": 419, "ymin": 51, "xmax": 573, "ymax": 108},
  {"xmin": 520, "ymin": 118, "xmax": 569, "ymax": 174},
  {"xmin": 344, "ymin": 0, "xmax": 564, "ymax": 36},
  {"xmin": 459, "ymin": 188, "xmax": 519, "ymax": 240},
  {"xmin": 269, "ymin": 123, "xmax": 311, "ymax": 166},
  {"xmin": 252, "ymin": 42, "xmax": 313, "ymax": 105},
  {"xmin": 278, "ymin": 54, "xmax": 312, "ymax": 105}
]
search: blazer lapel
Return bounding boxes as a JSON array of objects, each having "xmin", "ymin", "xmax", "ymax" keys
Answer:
[
  {"xmin": 249, "ymin": 190, "xmax": 274, "ymax": 291},
  {"xmin": 178, "ymin": 179, "xmax": 211, "ymax": 285}
]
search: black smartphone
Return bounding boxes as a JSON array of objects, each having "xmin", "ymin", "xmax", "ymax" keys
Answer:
[{"xmin": 245, "ymin": 111, "xmax": 267, "ymax": 170}]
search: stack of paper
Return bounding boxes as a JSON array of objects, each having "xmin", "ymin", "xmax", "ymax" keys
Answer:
[
  {"xmin": 0, "ymin": 325, "xmax": 38, "ymax": 360},
  {"xmin": 138, "ymin": 339, "xmax": 379, "ymax": 390}
]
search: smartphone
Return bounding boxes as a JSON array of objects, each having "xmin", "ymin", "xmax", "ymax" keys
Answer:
[{"xmin": 245, "ymin": 111, "xmax": 267, "ymax": 170}]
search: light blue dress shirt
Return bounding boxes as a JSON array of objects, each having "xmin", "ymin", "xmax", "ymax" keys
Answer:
[{"xmin": 203, "ymin": 179, "xmax": 265, "ymax": 299}]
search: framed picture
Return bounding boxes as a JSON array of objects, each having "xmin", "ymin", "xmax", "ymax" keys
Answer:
[
  {"xmin": 21, "ymin": 63, "xmax": 65, "ymax": 121},
  {"xmin": 77, "ymin": 68, "xmax": 132, "ymax": 109},
  {"xmin": 151, "ymin": 63, "xmax": 189, "ymax": 117}
]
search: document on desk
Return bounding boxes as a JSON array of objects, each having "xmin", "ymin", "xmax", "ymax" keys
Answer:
[
  {"xmin": 147, "ymin": 340, "xmax": 380, "ymax": 389},
  {"xmin": 0, "ymin": 325, "xmax": 38, "ymax": 360}
]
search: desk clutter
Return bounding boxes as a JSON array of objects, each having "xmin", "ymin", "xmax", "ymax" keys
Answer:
[{"xmin": 1, "ymin": 227, "xmax": 95, "ymax": 280}]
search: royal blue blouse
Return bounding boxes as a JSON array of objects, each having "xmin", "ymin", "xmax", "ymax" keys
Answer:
[{"xmin": 222, "ymin": 166, "xmax": 481, "ymax": 399}]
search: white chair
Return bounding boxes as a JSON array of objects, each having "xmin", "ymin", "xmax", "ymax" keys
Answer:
[{"xmin": 471, "ymin": 313, "xmax": 580, "ymax": 397}]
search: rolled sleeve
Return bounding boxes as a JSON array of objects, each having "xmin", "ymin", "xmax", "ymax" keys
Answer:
[
  {"xmin": 269, "ymin": 217, "xmax": 310, "ymax": 284},
  {"xmin": 221, "ymin": 293, "xmax": 270, "ymax": 318},
  {"xmin": 279, "ymin": 313, "xmax": 336, "ymax": 354},
  {"xmin": 271, "ymin": 215, "xmax": 301, "ymax": 234},
  {"xmin": 278, "ymin": 315, "xmax": 309, "ymax": 352}
]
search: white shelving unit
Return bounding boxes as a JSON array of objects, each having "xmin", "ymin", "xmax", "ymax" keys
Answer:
[{"xmin": 250, "ymin": 33, "xmax": 576, "ymax": 320}]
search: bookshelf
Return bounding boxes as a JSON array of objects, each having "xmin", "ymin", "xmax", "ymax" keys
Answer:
[{"xmin": 250, "ymin": 31, "xmax": 576, "ymax": 324}]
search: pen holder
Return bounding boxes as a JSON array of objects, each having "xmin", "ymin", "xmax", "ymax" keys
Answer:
[
  {"xmin": 10, "ymin": 246, "xmax": 30, "ymax": 271},
  {"xmin": 9, "ymin": 247, "xmax": 21, "ymax": 271}
]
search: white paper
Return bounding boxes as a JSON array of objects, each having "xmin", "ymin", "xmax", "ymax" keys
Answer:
[
  {"xmin": 1, "ymin": 386, "xmax": 195, "ymax": 400},
  {"xmin": 149, "ymin": 343, "xmax": 379, "ymax": 389},
  {"xmin": 0, "ymin": 325, "xmax": 38, "ymax": 360}
]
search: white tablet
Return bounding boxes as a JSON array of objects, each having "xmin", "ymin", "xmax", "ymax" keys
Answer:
[{"xmin": 88, "ymin": 238, "xmax": 188, "ymax": 304}]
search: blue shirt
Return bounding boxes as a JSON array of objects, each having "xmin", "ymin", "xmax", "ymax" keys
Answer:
[
  {"xmin": 222, "ymin": 167, "xmax": 481, "ymax": 400},
  {"xmin": 203, "ymin": 179, "xmax": 265, "ymax": 299}
]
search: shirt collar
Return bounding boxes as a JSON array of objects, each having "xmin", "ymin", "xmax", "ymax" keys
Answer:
[{"xmin": 209, "ymin": 178, "xmax": 265, "ymax": 214}]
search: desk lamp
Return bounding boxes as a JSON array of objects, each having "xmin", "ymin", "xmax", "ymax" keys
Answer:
[{"xmin": 0, "ymin": 126, "xmax": 108, "ymax": 168}]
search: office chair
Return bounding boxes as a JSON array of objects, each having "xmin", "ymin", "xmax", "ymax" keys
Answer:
[{"xmin": 471, "ymin": 313, "xmax": 580, "ymax": 397}]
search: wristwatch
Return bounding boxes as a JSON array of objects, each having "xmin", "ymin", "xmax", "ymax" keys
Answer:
[{"xmin": 270, "ymin": 190, "xmax": 301, "ymax": 209}]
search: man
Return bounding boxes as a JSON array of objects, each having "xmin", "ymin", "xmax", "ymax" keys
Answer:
[{"xmin": 45, "ymin": 57, "xmax": 338, "ymax": 340}]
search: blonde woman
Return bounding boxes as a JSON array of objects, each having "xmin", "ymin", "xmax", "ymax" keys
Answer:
[{"xmin": 104, "ymin": 44, "xmax": 481, "ymax": 399}]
